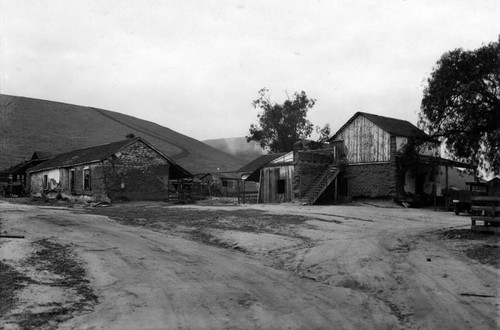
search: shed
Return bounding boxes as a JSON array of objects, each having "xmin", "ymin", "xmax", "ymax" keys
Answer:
[{"xmin": 0, "ymin": 151, "xmax": 53, "ymax": 196}]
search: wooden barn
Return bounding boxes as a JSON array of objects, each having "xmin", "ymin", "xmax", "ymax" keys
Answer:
[
  {"xmin": 244, "ymin": 111, "xmax": 474, "ymax": 206},
  {"xmin": 28, "ymin": 137, "xmax": 191, "ymax": 202},
  {"xmin": 328, "ymin": 112, "xmax": 472, "ymax": 205}
]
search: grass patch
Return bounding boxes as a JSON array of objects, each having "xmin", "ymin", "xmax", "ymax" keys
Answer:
[
  {"xmin": 89, "ymin": 206, "xmax": 312, "ymax": 239},
  {"xmin": 440, "ymin": 229, "xmax": 499, "ymax": 268},
  {"xmin": 0, "ymin": 261, "xmax": 35, "ymax": 316},
  {"xmin": 26, "ymin": 239, "xmax": 98, "ymax": 304},
  {"xmin": 6, "ymin": 239, "xmax": 98, "ymax": 329}
]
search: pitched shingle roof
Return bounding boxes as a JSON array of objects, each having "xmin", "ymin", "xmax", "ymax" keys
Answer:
[
  {"xmin": 237, "ymin": 153, "xmax": 287, "ymax": 173},
  {"xmin": 29, "ymin": 139, "xmax": 137, "ymax": 173},
  {"xmin": 330, "ymin": 112, "xmax": 430, "ymax": 141},
  {"xmin": 28, "ymin": 137, "xmax": 191, "ymax": 178},
  {"xmin": 31, "ymin": 151, "xmax": 54, "ymax": 160}
]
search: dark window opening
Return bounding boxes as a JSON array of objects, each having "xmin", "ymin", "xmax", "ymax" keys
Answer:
[
  {"xmin": 43, "ymin": 175, "xmax": 48, "ymax": 189},
  {"xmin": 70, "ymin": 170, "xmax": 75, "ymax": 192},
  {"xmin": 84, "ymin": 168, "xmax": 91, "ymax": 190},
  {"xmin": 277, "ymin": 179, "xmax": 286, "ymax": 194},
  {"xmin": 222, "ymin": 180, "xmax": 228, "ymax": 187}
]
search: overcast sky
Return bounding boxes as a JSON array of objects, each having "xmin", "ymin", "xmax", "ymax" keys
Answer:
[{"xmin": 1, "ymin": 0, "xmax": 499, "ymax": 141}]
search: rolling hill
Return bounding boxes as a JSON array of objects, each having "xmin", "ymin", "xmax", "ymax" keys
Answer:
[
  {"xmin": 203, "ymin": 137, "xmax": 266, "ymax": 163},
  {"xmin": 0, "ymin": 94, "xmax": 246, "ymax": 174}
]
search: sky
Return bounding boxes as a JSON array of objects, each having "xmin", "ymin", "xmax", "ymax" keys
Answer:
[{"xmin": 1, "ymin": 0, "xmax": 499, "ymax": 141}]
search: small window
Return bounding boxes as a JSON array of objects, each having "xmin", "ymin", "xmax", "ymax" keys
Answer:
[
  {"xmin": 69, "ymin": 170, "xmax": 75, "ymax": 192},
  {"xmin": 277, "ymin": 179, "xmax": 286, "ymax": 194},
  {"xmin": 222, "ymin": 180, "xmax": 228, "ymax": 187},
  {"xmin": 43, "ymin": 175, "xmax": 48, "ymax": 189},
  {"xmin": 83, "ymin": 168, "xmax": 91, "ymax": 190}
]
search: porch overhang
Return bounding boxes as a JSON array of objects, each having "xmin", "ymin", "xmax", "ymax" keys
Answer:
[{"xmin": 396, "ymin": 154, "xmax": 474, "ymax": 169}]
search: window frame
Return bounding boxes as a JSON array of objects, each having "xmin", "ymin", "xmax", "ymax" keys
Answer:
[
  {"xmin": 69, "ymin": 169, "xmax": 75, "ymax": 192},
  {"xmin": 83, "ymin": 167, "xmax": 91, "ymax": 190},
  {"xmin": 43, "ymin": 175, "xmax": 48, "ymax": 189}
]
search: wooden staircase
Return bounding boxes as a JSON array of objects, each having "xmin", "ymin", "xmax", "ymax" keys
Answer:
[{"xmin": 299, "ymin": 164, "xmax": 341, "ymax": 205}]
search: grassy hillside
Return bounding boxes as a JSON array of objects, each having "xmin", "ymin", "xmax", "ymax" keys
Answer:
[
  {"xmin": 0, "ymin": 94, "xmax": 246, "ymax": 174},
  {"xmin": 203, "ymin": 137, "xmax": 266, "ymax": 163}
]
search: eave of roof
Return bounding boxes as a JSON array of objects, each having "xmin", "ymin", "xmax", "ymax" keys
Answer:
[
  {"xmin": 27, "ymin": 137, "xmax": 191, "ymax": 177},
  {"xmin": 396, "ymin": 153, "xmax": 474, "ymax": 168},
  {"xmin": 237, "ymin": 153, "xmax": 287, "ymax": 172}
]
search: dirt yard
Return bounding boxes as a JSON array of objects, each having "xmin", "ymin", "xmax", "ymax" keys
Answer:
[{"xmin": 0, "ymin": 198, "xmax": 498, "ymax": 329}]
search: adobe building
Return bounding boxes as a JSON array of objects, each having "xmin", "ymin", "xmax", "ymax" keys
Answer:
[{"xmin": 28, "ymin": 137, "xmax": 191, "ymax": 202}]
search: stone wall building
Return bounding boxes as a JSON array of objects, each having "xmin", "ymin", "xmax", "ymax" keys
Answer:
[{"xmin": 28, "ymin": 137, "xmax": 191, "ymax": 202}]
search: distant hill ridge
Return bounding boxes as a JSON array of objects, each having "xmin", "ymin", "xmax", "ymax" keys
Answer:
[
  {"xmin": 0, "ymin": 94, "xmax": 246, "ymax": 173},
  {"xmin": 203, "ymin": 137, "xmax": 266, "ymax": 163}
]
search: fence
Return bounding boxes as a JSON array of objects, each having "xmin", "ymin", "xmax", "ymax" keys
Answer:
[{"xmin": 238, "ymin": 191, "xmax": 259, "ymax": 204}]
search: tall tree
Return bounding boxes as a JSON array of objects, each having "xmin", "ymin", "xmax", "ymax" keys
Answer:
[
  {"xmin": 247, "ymin": 88, "xmax": 325, "ymax": 153},
  {"xmin": 419, "ymin": 37, "xmax": 500, "ymax": 174}
]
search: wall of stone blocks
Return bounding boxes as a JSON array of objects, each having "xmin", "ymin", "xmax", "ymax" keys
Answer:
[
  {"xmin": 293, "ymin": 163, "xmax": 329, "ymax": 198},
  {"xmin": 113, "ymin": 141, "xmax": 168, "ymax": 167},
  {"xmin": 103, "ymin": 162, "xmax": 169, "ymax": 201},
  {"xmin": 345, "ymin": 162, "xmax": 397, "ymax": 198},
  {"xmin": 29, "ymin": 140, "xmax": 172, "ymax": 202}
]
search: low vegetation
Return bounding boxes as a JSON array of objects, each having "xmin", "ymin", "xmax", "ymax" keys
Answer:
[{"xmin": 1, "ymin": 239, "xmax": 97, "ymax": 329}]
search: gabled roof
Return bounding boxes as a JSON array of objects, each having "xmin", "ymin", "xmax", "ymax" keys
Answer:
[
  {"xmin": 329, "ymin": 112, "xmax": 430, "ymax": 141},
  {"xmin": 31, "ymin": 151, "xmax": 54, "ymax": 160},
  {"xmin": 0, "ymin": 160, "xmax": 31, "ymax": 175},
  {"xmin": 29, "ymin": 138, "xmax": 139, "ymax": 172},
  {"xmin": 241, "ymin": 153, "xmax": 289, "ymax": 182},
  {"xmin": 28, "ymin": 137, "xmax": 192, "ymax": 178},
  {"xmin": 237, "ymin": 153, "xmax": 287, "ymax": 173}
]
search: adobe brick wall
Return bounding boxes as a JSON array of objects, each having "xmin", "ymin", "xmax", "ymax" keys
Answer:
[
  {"xmin": 114, "ymin": 141, "xmax": 168, "ymax": 167},
  {"xmin": 104, "ymin": 163, "xmax": 169, "ymax": 201},
  {"xmin": 54, "ymin": 163, "xmax": 109, "ymax": 202},
  {"xmin": 29, "ymin": 171, "xmax": 46, "ymax": 197},
  {"xmin": 293, "ymin": 163, "xmax": 329, "ymax": 198},
  {"xmin": 29, "ymin": 140, "xmax": 172, "ymax": 202},
  {"xmin": 102, "ymin": 141, "xmax": 170, "ymax": 201},
  {"xmin": 345, "ymin": 162, "xmax": 397, "ymax": 198}
]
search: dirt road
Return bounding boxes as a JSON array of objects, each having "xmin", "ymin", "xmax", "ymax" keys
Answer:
[{"xmin": 1, "ymin": 200, "xmax": 498, "ymax": 329}]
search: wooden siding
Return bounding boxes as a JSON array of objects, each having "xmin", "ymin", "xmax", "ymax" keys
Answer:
[
  {"xmin": 259, "ymin": 165, "xmax": 294, "ymax": 203},
  {"xmin": 270, "ymin": 151, "xmax": 294, "ymax": 164},
  {"xmin": 334, "ymin": 115, "xmax": 391, "ymax": 163}
]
